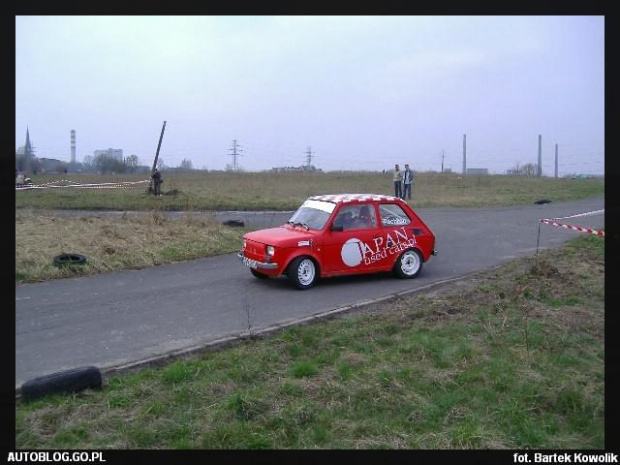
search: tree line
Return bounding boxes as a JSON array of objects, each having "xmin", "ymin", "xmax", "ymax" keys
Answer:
[
  {"xmin": 16, "ymin": 152, "xmax": 194, "ymax": 175},
  {"xmin": 507, "ymin": 162, "xmax": 539, "ymax": 177}
]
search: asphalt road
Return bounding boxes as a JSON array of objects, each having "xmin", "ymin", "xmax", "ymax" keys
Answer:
[{"xmin": 15, "ymin": 197, "xmax": 605, "ymax": 388}]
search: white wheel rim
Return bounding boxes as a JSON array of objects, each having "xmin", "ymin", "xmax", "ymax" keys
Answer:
[
  {"xmin": 401, "ymin": 251, "xmax": 420, "ymax": 276},
  {"xmin": 298, "ymin": 259, "xmax": 316, "ymax": 286}
]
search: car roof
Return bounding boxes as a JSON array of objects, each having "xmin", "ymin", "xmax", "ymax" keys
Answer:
[{"xmin": 308, "ymin": 194, "xmax": 403, "ymax": 204}]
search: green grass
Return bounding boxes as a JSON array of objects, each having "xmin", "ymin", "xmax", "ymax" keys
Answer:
[
  {"xmin": 15, "ymin": 235, "xmax": 605, "ymax": 449},
  {"xmin": 16, "ymin": 171, "xmax": 604, "ymax": 211}
]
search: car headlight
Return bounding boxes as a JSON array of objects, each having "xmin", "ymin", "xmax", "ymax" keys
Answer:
[
  {"xmin": 266, "ymin": 245, "xmax": 275, "ymax": 257},
  {"xmin": 243, "ymin": 240, "xmax": 247, "ymax": 250}
]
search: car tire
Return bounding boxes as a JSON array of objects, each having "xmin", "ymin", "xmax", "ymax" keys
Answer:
[
  {"xmin": 223, "ymin": 219, "xmax": 245, "ymax": 227},
  {"xmin": 394, "ymin": 249, "xmax": 423, "ymax": 279},
  {"xmin": 53, "ymin": 253, "xmax": 87, "ymax": 267},
  {"xmin": 287, "ymin": 256, "xmax": 318, "ymax": 290},
  {"xmin": 20, "ymin": 366, "xmax": 102, "ymax": 402},
  {"xmin": 250, "ymin": 269, "xmax": 269, "ymax": 279}
]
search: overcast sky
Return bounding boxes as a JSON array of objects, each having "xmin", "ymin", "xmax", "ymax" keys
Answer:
[{"xmin": 15, "ymin": 15, "xmax": 604, "ymax": 175}]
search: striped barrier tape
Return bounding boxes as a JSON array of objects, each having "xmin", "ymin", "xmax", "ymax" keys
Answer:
[
  {"xmin": 539, "ymin": 209, "xmax": 605, "ymax": 236},
  {"xmin": 547, "ymin": 209, "xmax": 605, "ymax": 221},
  {"xmin": 24, "ymin": 179, "xmax": 85, "ymax": 187},
  {"xmin": 16, "ymin": 180, "xmax": 150, "ymax": 190}
]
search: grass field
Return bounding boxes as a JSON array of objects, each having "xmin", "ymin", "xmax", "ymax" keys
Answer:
[
  {"xmin": 15, "ymin": 235, "xmax": 605, "ymax": 449},
  {"xmin": 15, "ymin": 171, "xmax": 605, "ymax": 211}
]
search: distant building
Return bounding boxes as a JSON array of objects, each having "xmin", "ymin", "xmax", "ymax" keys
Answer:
[
  {"xmin": 38, "ymin": 158, "xmax": 67, "ymax": 173},
  {"xmin": 16, "ymin": 127, "xmax": 35, "ymax": 157},
  {"xmin": 568, "ymin": 173, "xmax": 601, "ymax": 179},
  {"xmin": 466, "ymin": 168, "xmax": 488, "ymax": 176},
  {"xmin": 16, "ymin": 127, "xmax": 37, "ymax": 173},
  {"xmin": 94, "ymin": 148, "xmax": 123, "ymax": 161},
  {"xmin": 271, "ymin": 165, "xmax": 319, "ymax": 172}
]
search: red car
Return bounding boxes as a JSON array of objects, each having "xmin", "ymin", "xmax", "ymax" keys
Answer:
[{"xmin": 238, "ymin": 194, "xmax": 437, "ymax": 289}]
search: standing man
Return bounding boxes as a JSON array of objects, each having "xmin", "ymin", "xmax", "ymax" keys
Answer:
[
  {"xmin": 392, "ymin": 164, "xmax": 402, "ymax": 198},
  {"xmin": 152, "ymin": 168, "xmax": 163, "ymax": 196},
  {"xmin": 402, "ymin": 163, "xmax": 413, "ymax": 200}
]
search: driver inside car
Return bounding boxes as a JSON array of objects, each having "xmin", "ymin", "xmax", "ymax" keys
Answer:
[{"xmin": 353, "ymin": 206, "xmax": 372, "ymax": 229}]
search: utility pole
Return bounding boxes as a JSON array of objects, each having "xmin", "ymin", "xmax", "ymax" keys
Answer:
[
  {"xmin": 555, "ymin": 143, "xmax": 559, "ymax": 179},
  {"xmin": 305, "ymin": 146, "xmax": 314, "ymax": 170},
  {"xmin": 229, "ymin": 139, "xmax": 243, "ymax": 171},
  {"xmin": 462, "ymin": 134, "xmax": 467, "ymax": 176},
  {"xmin": 441, "ymin": 150, "xmax": 445, "ymax": 173},
  {"xmin": 149, "ymin": 121, "xmax": 166, "ymax": 193},
  {"xmin": 538, "ymin": 134, "xmax": 542, "ymax": 177}
]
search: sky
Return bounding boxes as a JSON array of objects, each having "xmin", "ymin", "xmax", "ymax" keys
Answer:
[{"xmin": 15, "ymin": 15, "xmax": 605, "ymax": 175}]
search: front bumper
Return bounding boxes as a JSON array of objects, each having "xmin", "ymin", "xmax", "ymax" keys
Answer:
[{"xmin": 237, "ymin": 252, "xmax": 279, "ymax": 270}]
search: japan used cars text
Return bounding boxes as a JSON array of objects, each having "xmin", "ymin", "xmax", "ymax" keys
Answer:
[{"xmin": 238, "ymin": 194, "xmax": 437, "ymax": 290}]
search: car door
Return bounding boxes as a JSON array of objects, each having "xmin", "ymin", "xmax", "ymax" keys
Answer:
[
  {"xmin": 376, "ymin": 202, "xmax": 418, "ymax": 270},
  {"xmin": 320, "ymin": 202, "xmax": 383, "ymax": 275}
]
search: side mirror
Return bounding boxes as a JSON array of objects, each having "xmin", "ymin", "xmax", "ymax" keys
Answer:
[{"xmin": 331, "ymin": 224, "xmax": 344, "ymax": 232}]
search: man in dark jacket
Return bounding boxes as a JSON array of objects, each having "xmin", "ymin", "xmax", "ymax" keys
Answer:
[{"xmin": 402, "ymin": 164, "xmax": 413, "ymax": 200}]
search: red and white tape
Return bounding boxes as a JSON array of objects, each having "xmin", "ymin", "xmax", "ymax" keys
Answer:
[
  {"xmin": 539, "ymin": 209, "xmax": 605, "ymax": 236},
  {"xmin": 16, "ymin": 180, "xmax": 150, "ymax": 190},
  {"xmin": 547, "ymin": 209, "xmax": 605, "ymax": 221}
]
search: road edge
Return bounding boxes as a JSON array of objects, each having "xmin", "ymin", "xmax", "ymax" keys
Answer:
[{"xmin": 14, "ymin": 267, "xmax": 495, "ymax": 399}]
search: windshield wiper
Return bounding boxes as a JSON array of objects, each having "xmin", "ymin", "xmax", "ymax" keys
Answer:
[{"xmin": 288, "ymin": 220, "xmax": 309, "ymax": 230}]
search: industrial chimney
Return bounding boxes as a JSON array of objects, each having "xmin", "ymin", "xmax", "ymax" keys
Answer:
[{"xmin": 70, "ymin": 129, "xmax": 76, "ymax": 164}]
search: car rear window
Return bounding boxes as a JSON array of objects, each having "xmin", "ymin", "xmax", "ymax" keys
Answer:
[{"xmin": 379, "ymin": 204, "xmax": 411, "ymax": 226}]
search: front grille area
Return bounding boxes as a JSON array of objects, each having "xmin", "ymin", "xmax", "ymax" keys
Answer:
[{"xmin": 243, "ymin": 240, "xmax": 265, "ymax": 261}]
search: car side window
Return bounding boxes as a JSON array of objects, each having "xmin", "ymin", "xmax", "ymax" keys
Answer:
[
  {"xmin": 333, "ymin": 204, "xmax": 377, "ymax": 231},
  {"xmin": 379, "ymin": 204, "xmax": 412, "ymax": 227}
]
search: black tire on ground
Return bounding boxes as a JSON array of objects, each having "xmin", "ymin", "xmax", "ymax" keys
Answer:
[
  {"xmin": 287, "ymin": 256, "xmax": 318, "ymax": 290},
  {"xmin": 223, "ymin": 220, "xmax": 245, "ymax": 227},
  {"xmin": 394, "ymin": 249, "xmax": 423, "ymax": 279},
  {"xmin": 250, "ymin": 269, "xmax": 269, "ymax": 279},
  {"xmin": 53, "ymin": 253, "xmax": 87, "ymax": 267},
  {"xmin": 20, "ymin": 366, "xmax": 102, "ymax": 401}
]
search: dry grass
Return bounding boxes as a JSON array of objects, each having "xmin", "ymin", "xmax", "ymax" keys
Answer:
[
  {"xmin": 15, "ymin": 171, "xmax": 604, "ymax": 211},
  {"xmin": 15, "ymin": 210, "xmax": 245, "ymax": 283}
]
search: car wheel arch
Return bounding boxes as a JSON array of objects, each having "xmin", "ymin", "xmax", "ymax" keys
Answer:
[
  {"xmin": 283, "ymin": 252, "xmax": 322, "ymax": 277},
  {"xmin": 393, "ymin": 247, "xmax": 424, "ymax": 278},
  {"xmin": 286, "ymin": 255, "xmax": 321, "ymax": 290}
]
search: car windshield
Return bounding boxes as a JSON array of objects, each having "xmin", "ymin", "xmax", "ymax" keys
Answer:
[{"xmin": 288, "ymin": 199, "xmax": 335, "ymax": 230}]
